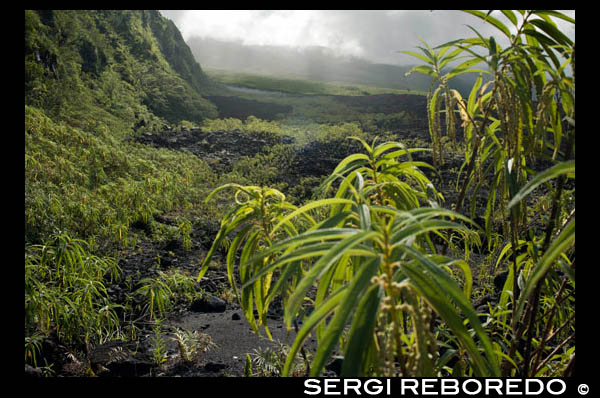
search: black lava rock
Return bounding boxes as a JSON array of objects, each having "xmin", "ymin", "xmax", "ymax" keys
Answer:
[
  {"xmin": 189, "ymin": 294, "xmax": 227, "ymax": 313},
  {"xmin": 204, "ymin": 362, "xmax": 228, "ymax": 372},
  {"xmin": 25, "ymin": 364, "xmax": 43, "ymax": 377},
  {"xmin": 493, "ymin": 271, "xmax": 509, "ymax": 293},
  {"xmin": 324, "ymin": 358, "xmax": 343, "ymax": 376}
]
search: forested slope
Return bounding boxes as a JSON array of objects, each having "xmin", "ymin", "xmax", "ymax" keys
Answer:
[{"xmin": 25, "ymin": 10, "xmax": 219, "ymax": 131}]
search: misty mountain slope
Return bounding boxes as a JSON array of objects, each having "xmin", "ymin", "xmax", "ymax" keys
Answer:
[
  {"xmin": 187, "ymin": 36, "xmax": 481, "ymax": 96},
  {"xmin": 148, "ymin": 12, "xmax": 220, "ymax": 96},
  {"xmin": 25, "ymin": 10, "xmax": 219, "ymax": 130}
]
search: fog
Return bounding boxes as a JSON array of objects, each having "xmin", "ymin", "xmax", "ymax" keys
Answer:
[
  {"xmin": 161, "ymin": 10, "xmax": 493, "ymax": 66},
  {"xmin": 159, "ymin": 10, "xmax": 574, "ymax": 88},
  {"xmin": 160, "ymin": 10, "xmax": 574, "ymax": 63}
]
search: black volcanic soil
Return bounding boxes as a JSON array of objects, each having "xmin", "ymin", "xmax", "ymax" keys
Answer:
[
  {"xmin": 332, "ymin": 93, "xmax": 427, "ymax": 115},
  {"xmin": 205, "ymin": 92, "xmax": 428, "ymax": 122},
  {"xmin": 132, "ymin": 127, "xmax": 293, "ymax": 173},
  {"xmin": 206, "ymin": 95, "xmax": 293, "ymax": 120}
]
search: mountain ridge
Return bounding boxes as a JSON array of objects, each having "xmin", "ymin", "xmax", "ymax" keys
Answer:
[
  {"xmin": 25, "ymin": 10, "xmax": 219, "ymax": 131},
  {"xmin": 186, "ymin": 36, "xmax": 483, "ymax": 96}
]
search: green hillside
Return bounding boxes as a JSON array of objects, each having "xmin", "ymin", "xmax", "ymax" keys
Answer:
[
  {"xmin": 206, "ymin": 68, "xmax": 428, "ymax": 96},
  {"xmin": 25, "ymin": 10, "xmax": 219, "ymax": 131},
  {"xmin": 188, "ymin": 37, "xmax": 483, "ymax": 96},
  {"xmin": 24, "ymin": 9, "xmax": 238, "ymax": 252}
]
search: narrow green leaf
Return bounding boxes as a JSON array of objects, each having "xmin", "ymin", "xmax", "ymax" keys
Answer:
[
  {"xmin": 341, "ymin": 283, "xmax": 383, "ymax": 376},
  {"xmin": 372, "ymin": 141, "xmax": 406, "ymax": 159},
  {"xmin": 407, "ymin": 65, "xmax": 437, "ymax": 78},
  {"xmin": 284, "ymin": 230, "xmax": 378, "ymax": 328},
  {"xmin": 309, "ymin": 257, "xmax": 380, "ymax": 376},
  {"xmin": 377, "ymin": 161, "xmax": 436, "ymax": 175},
  {"xmin": 445, "ymin": 56, "xmax": 488, "ymax": 80},
  {"xmin": 331, "ymin": 153, "xmax": 371, "ymax": 175},
  {"xmin": 357, "ymin": 204, "xmax": 371, "ymax": 230},
  {"xmin": 522, "ymin": 28, "xmax": 558, "ymax": 47},
  {"xmin": 271, "ymin": 198, "xmax": 354, "ymax": 235},
  {"xmin": 331, "ymin": 171, "xmax": 364, "ymax": 209},
  {"xmin": 416, "ymin": 39, "xmax": 437, "ymax": 62},
  {"xmin": 398, "ymin": 50, "xmax": 435, "ymax": 65},
  {"xmin": 226, "ymin": 223, "xmax": 254, "ymax": 299},
  {"xmin": 434, "ymin": 38, "xmax": 471, "ymax": 50},
  {"xmin": 529, "ymin": 18, "xmax": 573, "ymax": 46},
  {"xmin": 264, "ymin": 260, "xmax": 300, "ymax": 309},
  {"xmin": 319, "ymin": 155, "xmax": 370, "ymax": 194},
  {"xmin": 468, "ymin": 73, "xmax": 483, "ymax": 115},
  {"xmin": 282, "ymin": 286, "xmax": 347, "ymax": 376},
  {"xmin": 348, "ymin": 136, "xmax": 373, "ymax": 154},
  {"xmin": 240, "ymin": 230, "xmax": 262, "ymax": 334},
  {"xmin": 197, "ymin": 209, "xmax": 256, "ymax": 282},
  {"xmin": 514, "ymin": 218, "xmax": 575, "ymax": 321},
  {"xmin": 391, "ymin": 219, "xmax": 469, "ymax": 246},
  {"xmin": 314, "ymin": 210, "xmax": 353, "ymax": 230},
  {"xmin": 500, "ymin": 10, "xmax": 518, "ymax": 27},
  {"xmin": 442, "ymin": 258, "xmax": 473, "ymax": 299},
  {"xmin": 533, "ymin": 10, "xmax": 575, "ymax": 24},
  {"xmin": 463, "ymin": 10, "xmax": 512, "ymax": 38},
  {"xmin": 507, "ymin": 161, "xmax": 574, "ymax": 209},
  {"xmin": 354, "ymin": 171, "xmax": 365, "ymax": 192},
  {"xmin": 314, "ymin": 254, "xmax": 352, "ymax": 341}
]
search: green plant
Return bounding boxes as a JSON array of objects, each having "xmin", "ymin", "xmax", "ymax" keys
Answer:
[
  {"xmin": 244, "ymin": 353, "xmax": 253, "ymax": 377},
  {"xmin": 25, "ymin": 333, "xmax": 44, "ymax": 367},
  {"xmin": 400, "ymin": 38, "xmax": 486, "ymax": 167},
  {"xmin": 161, "ymin": 269, "xmax": 204, "ymax": 304},
  {"xmin": 197, "ymin": 183, "xmax": 311, "ymax": 339},
  {"xmin": 401, "ymin": 10, "xmax": 575, "ymax": 376},
  {"xmin": 135, "ymin": 274, "xmax": 173, "ymax": 321},
  {"xmin": 25, "ymin": 233, "xmax": 123, "ymax": 347},
  {"xmin": 250, "ymin": 341, "xmax": 308, "ymax": 376},
  {"xmin": 150, "ymin": 322, "xmax": 168, "ymax": 366},
  {"xmin": 171, "ymin": 328, "xmax": 217, "ymax": 364},
  {"xmin": 201, "ymin": 137, "xmax": 499, "ymax": 376},
  {"xmin": 176, "ymin": 217, "xmax": 192, "ymax": 251},
  {"xmin": 39, "ymin": 364, "xmax": 56, "ymax": 377}
]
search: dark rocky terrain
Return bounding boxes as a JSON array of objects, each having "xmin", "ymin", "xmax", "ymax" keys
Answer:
[
  {"xmin": 30, "ymin": 114, "xmax": 512, "ymax": 378},
  {"xmin": 206, "ymin": 95, "xmax": 294, "ymax": 120},
  {"xmin": 132, "ymin": 128, "xmax": 293, "ymax": 173}
]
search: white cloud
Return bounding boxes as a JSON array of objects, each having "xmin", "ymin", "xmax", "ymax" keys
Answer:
[
  {"xmin": 160, "ymin": 10, "xmax": 575, "ymax": 65},
  {"xmin": 161, "ymin": 10, "xmax": 363, "ymax": 56}
]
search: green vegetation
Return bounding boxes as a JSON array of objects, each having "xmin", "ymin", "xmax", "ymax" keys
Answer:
[
  {"xmin": 207, "ymin": 68, "xmax": 427, "ymax": 96},
  {"xmin": 25, "ymin": 233, "xmax": 122, "ymax": 347},
  {"xmin": 25, "ymin": 9, "xmax": 220, "ymax": 373},
  {"xmin": 25, "ymin": 9, "xmax": 574, "ymax": 378},
  {"xmin": 201, "ymin": 10, "xmax": 575, "ymax": 377},
  {"xmin": 171, "ymin": 327, "xmax": 217, "ymax": 364},
  {"xmin": 25, "ymin": 10, "xmax": 218, "ymax": 131}
]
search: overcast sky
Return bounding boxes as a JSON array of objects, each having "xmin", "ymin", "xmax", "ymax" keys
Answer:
[{"xmin": 159, "ymin": 10, "xmax": 575, "ymax": 65}]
